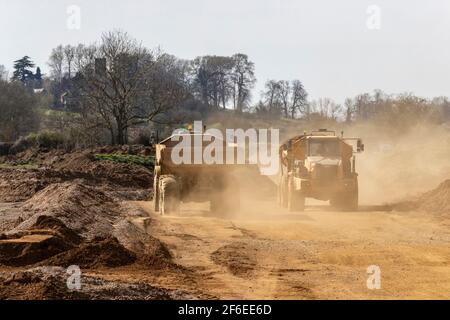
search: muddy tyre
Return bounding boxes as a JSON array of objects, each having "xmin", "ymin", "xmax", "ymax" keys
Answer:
[
  {"xmin": 288, "ymin": 177, "xmax": 305, "ymax": 212},
  {"xmin": 159, "ymin": 175, "xmax": 180, "ymax": 215}
]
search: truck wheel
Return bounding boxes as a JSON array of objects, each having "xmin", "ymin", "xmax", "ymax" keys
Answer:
[
  {"xmin": 159, "ymin": 175, "xmax": 180, "ymax": 215},
  {"xmin": 344, "ymin": 186, "xmax": 358, "ymax": 211},
  {"xmin": 278, "ymin": 173, "xmax": 288, "ymax": 208},
  {"xmin": 153, "ymin": 166, "xmax": 161, "ymax": 212},
  {"xmin": 331, "ymin": 185, "xmax": 358, "ymax": 211},
  {"xmin": 288, "ymin": 178, "xmax": 305, "ymax": 212}
]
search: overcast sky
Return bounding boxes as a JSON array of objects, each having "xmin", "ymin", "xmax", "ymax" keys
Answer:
[{"xmin": 1, "ymin": 0, "xmax": 449, "ymax": 104}]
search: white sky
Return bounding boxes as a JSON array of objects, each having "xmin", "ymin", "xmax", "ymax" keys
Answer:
[{"xmin": 1, "ymin": 0, "xmax": 450, "ymax": 104}]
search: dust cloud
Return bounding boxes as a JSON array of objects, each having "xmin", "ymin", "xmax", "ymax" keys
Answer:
[
  {"xmin": 214, "ymin": 118, "xmax": 450, "ymax": 207},
  {"xmin": 348, "ymin": 123, "xmax": 450, "ymax": 204}
]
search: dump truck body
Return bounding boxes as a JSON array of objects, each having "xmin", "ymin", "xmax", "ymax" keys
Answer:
[
  {"xmin": 279, "ymin": 130, "xmax": 364, "ymax": 211},
  {"xmin": 153, "ymin": 132, "xmax": 240, "ymax": 215}
]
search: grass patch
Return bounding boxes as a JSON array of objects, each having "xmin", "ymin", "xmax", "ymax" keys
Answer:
[{"xmin": 94, "ymin": 153, "xmax": 155, "ymax": 168}]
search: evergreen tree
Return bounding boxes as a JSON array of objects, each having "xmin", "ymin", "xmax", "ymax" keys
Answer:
[
  {"xmin": 12, "ymin": 56, "xmax": 35, "ymax": 84},
  {"xmin": 34, "ymin": 67, "xmax": 43, "ymax": 88},
  {"xmin": 35, "ymin": 67, "xmax": 42, "ymax": 80}
]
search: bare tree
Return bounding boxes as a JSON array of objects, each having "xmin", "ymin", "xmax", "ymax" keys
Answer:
[
  {"xmin": 48, "ymin": 45, "xmax": 65, "ymax": 83},
  {"xmin": 344, "ymin": 97, "xmax": 355, "ymax": 123},
  {"xmin": 74, "ymin": 44, "xmax": 96, "ymax": 71},
  {"xmin": 310, "ymin": 98, "xmax": 342, "ymax": 120},
  {"xmin": 75, "ymin": 30, "xmax": 189, "ymax": 145},
  {"xmin": 290, "ymin": 80, "xmax": 308, "ymax": 119},
  {"xmin": 262, "ymin": 80, "xmax": 282, "ymax": 115},
  {"xmin": 231, "ymin": 53, "xmax": 256, "ymax": 112},
  {"xmin": 190, "ymin": 55, "xmax": 235, "ymax": 109},
  {"xmin": 64, "ymin": 45, "xmax": 76, "ymax": 78},
  {"xmin": 279, "ymin": 80, "xmax": 290, "ymax": 118}
]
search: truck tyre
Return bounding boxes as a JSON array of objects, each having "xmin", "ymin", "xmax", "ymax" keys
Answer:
[
  {"xmin": 331, "ymin": 182, "xmax": 358, "ymax": 211},
  {"xmin": 344, "ymin": 184, "xmax": 358, "ymax": 211},
  {"xmin": 153, "ymin": 166, "xmax": 161, "ymax": 212},
  {"xmin": 278, "ymin": 173, "xmax": 289, "ymax": 208},
  {"xmin": 288, "ymin": 177, "xmax": 305, "ymax": 212},
  {"xmin": 159, "ymin": 175, "xmax": 180, "ymax": 215}
]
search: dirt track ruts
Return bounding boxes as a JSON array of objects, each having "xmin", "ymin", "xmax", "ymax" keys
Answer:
[{"xmin": 137, "ymin": 200, "xmax": 450, "ymax": 299}]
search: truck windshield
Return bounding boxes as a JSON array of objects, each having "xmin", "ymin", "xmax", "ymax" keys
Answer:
[{"xmin": 309, "ymin": 139, "xmax": 340, "ymax": 157}]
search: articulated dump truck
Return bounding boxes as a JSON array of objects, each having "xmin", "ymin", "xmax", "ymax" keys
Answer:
[
  {"xmin": 279, "ymin": 129, "xmax": 364, "ymax": 212},
  {"xmin": 153, "ymin": 131, "xmax": 240, "ymax": 215}
]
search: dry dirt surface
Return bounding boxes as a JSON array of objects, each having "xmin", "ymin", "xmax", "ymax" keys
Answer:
[
  {"xmin": 137, "ymin": 198, "xmax": 450, "ymax": 300},
  {"xmin": 1, "ymin": 147, "xmax": 450, "ymax": 300}
]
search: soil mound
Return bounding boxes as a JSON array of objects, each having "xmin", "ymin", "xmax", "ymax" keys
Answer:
[
  {"xmin": 49, "ymin": 149, "xmax": 153, "ymax": 189},
  {"xmin": 417, "ymin": 179, "xmax": 450, "ymax": 213},
  {"xmin": 31, "ymin": 215, "xmax": 84, "ymax": 245},
  {"xmin": 41, "ymin": 236, "xmax": 136, "ymax": 269},
  {"xmin": 0, "ymin": 146, "xmax": 153, "ymax": 202},
  {"xmin": 0, "ymin": 266, "xmax": 177, "ymax": 300},
  {"xmin": 394, "ymin": 179, "xmax": 450, "ymax": 214},
  {"xmin": 0, "ymin": 169, "xmax": 63, "ymax": 202},
  {"xmin": 1, "ymin": 147, "xmax": 153, "ymax": 189},
  {"xmin": 12, "ymin": 182, "xmax": 121, "ymax": 239},
  {"xmin": 112, "ymin": 217, "xmax": 176, "ymax": 270}
]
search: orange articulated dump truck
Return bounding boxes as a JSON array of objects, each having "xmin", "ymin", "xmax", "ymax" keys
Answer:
[{"xmin": 278, "ymin": 129, "xmax": 364, "ymax": 212}]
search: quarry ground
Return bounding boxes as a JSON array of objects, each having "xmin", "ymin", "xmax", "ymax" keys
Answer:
[
  {"xmin": 0, "ymin": 147, "xmax": 449, "ymax": 299},
  {"xmin": 134, "ymin": 200, "xmax": 450, "ymax": 300}
]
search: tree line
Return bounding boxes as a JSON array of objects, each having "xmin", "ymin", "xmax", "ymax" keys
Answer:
[{"xmin": 1, "ymin": 30, "xmax": 449, "ymax": 145}]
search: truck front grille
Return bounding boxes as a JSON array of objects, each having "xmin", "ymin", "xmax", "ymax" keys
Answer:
[{"xmin": 315, "ymin": 165, "xmax": 338, "ymax": 182}]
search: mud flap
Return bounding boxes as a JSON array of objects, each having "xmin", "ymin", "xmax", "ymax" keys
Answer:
[
  {"xmin": 153, "ymin": 166, "xmax": 161, "ymax": 212},
  {"xmin": 159, "ymin": 175, "xmax": 180, "ymax": 215}
]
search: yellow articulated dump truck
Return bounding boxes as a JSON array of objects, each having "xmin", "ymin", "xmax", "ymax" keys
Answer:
[
  {"xmin": 153, "ymin": 129, "xmax": 240, "ymax": 215},
  {"xmin": 278, "ymin": 129, "xmax": 364, "ymax": 212}
]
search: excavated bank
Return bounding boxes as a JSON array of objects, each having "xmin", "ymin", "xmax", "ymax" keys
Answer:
[
  {"xmin": 0, "ymin": 148, "xmax": 202, "ymax": 299},
  {"xmin": 0, "ymin": 184, "xmax": 174, "ymax": 271},
  {"xmin": 0, "ymin": 216, "xmax": 83, "ymax": 266},
  {"xmin": 0, "ymin": 266, "xmax": 183, "ymax": 300}
]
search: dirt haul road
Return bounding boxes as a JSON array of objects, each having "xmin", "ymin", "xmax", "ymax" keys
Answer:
[{"xmin": 138, "ymin": 199, "xmax": 450, "ymax": 300}]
